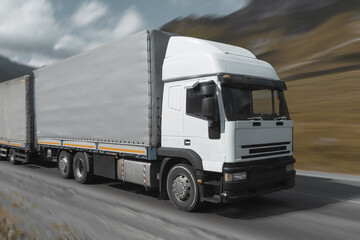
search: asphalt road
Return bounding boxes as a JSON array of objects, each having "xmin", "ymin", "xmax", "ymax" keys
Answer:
[{"xmin": 0, "ymin": 159, "xmax": 359, "ymax": 240}]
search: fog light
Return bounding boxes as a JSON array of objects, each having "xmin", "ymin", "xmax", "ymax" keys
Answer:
[
  {"xmin": 233, "ymin": 172, "xmax": 247, "ymax": 181},
  {"xmin": 225, "ymin": 172, "xmax": 247, "ymax": 182},
  {"xmin": 286, "ymin": 163, "xmax": 294, "ymax": 172}
]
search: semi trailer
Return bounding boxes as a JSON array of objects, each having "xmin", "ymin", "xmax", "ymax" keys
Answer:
[{"xmin": 0, "ymin": 30, "xmax": 295, "ymax": 211}]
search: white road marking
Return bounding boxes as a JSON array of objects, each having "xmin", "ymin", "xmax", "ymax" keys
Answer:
[
  {"xmin": 285, "ymin": 189, "xmax": 360, "ymax": 205},
  {"xmin": 284, "ymin": 190, "xmax": 360, "ymax": 204},
  {"xmin": 296, "ymin": 170, "xmax": 360, "ymax": 182}
]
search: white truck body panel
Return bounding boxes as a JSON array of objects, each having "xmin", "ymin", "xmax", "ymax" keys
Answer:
[
  {"xmin": 162, "ymin": 36, "xmax": 280, "ymax": 81},
  {"xmin": 162, "ymin": 76, "xmax": 226, "ymax": 172}
]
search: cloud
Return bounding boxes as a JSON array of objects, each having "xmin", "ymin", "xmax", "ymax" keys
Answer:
[
  {"xmin": 27, "ymin": 55, "xmax": 59, "ymax": 68},
  {"xmin": 169, "ymin": 0, "xmax": 192, "ymax": 7},
  {"xmin": 54, "ymin": 35, "xmax": 88, "ymax": 56},
  {"xmin": 221, "ymin": 0, "xmax": 251, "ymax": 9},
  {"xmin": 66, "ymin": 5, "xmax": 146, "ymax": 62},
  {"xmin": 67, "ymin": 6, "xmax": 146, "ymax": 51},
  {"xmin": 0, "ymin": 0, "xmax": 61, "ymax": 67},
  {"xmin": 111, "ymin": 7, "xmax": 146, "ymax": 39},
  {"xmin": 71, "ymin": 1, "xmax": 108, "ymax": 28},
  {"xmin": 0, "ymin": 0, "xmax": 58, "ymax": 53},
  {"xmin": 167, "ymin": 0, "xmax": 250, "ymax": 16},
  {"xmin": 0, "ymin": 0, "xmax": 147, "ymax": 67}
]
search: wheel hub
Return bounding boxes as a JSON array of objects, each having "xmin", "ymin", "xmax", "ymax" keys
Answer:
[
  {"xmin": 172, "ymin": 174, "xmax": 191, "ymax": 201},
  {"xmin": 76, "ymin": 159, "xmax": 84, "ymax": 178},
  {"xmin": 59, "ymin": 156, "xmax": 68, "ymax": 173}
]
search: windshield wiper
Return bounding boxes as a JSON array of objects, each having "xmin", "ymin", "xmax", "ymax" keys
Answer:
[{"xmin": 247, "ymin": 116, "xmax": 263, "ymax": 121}]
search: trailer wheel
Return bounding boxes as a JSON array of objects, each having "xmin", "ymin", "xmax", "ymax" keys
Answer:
[
  {"xmin": 9, "ymin": 149, "xmax": 18, "ymax": 165},
  {"xmin": 166, "ymin": 164, "xmax": 201, "ymax": 212},
  {"xmin": 73, "ymin": 152, "xmax": 93, "ymax": 184},
  {"xmin": 58, "ymin": 151, "xmax": 74, "ymax": 179}
]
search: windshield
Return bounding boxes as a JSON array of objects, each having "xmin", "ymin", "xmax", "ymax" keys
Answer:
[{"xmin": 221, "ymin": 86, "xmax": 290, "ymax": 121}]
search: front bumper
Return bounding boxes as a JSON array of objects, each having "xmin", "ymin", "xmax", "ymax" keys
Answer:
[{"xmin": 201, "ymin": 157, "xmax": 295, "ymax": 203}]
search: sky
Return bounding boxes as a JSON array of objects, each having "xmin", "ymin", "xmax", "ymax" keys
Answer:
[{"xmin": 0, "ymin": 0, "xmax": 250, "ymax": 67}]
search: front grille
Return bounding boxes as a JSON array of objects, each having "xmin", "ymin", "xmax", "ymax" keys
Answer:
[
  {"xmin": 249, "ymin": 146, "xmax": 287, "ymax": 154},
  {"xmin": 240, "ymin": 141, "xmax": 291, "ymax": 160},
  {"xmin": 242, "ymin": 142, "xmax": 290, "ymax": 149}
]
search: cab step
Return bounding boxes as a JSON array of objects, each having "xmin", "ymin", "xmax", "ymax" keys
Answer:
[
  {"xmin": 202, "ymin": 195, "xmax": 222, "ymax": 204},
  {"xmin": 203, "ymin": 180, "xmax": 221, "ymax": 186}
]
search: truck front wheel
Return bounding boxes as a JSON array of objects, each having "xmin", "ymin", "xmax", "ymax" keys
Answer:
[
  {"xmin": 166, "ymin": 164, "xmax": 201, "ymax": 211},
  {"xmin": 73, "ymin": 152, "xmax": 93, "ymax": 184},
  {"xmin": 58, "ymin": 151, "xmax": 74, "ymax": 179}
]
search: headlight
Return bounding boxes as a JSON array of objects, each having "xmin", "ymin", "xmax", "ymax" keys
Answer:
[
  {"xmin": 225, "ymin": 172, "xmax": 247, "ymax": 182},
  {"xmin": 286, "ymin": 163, "xmax": 294, "ymax": 172}
]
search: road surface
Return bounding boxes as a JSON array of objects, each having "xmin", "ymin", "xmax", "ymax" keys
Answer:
[{"xmin": 0, "ymin": 159, "xmax": 359, "ymax": 239}]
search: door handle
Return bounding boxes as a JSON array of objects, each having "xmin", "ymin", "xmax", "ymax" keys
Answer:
[{"xmin": 184, "ymin": 139, "xmax": 191, "ymax": 146}]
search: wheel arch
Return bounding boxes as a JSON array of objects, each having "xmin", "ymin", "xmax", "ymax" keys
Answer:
[
  {"xmin": 157, "ymin": 147, "xmax": 203, "ymax": 170},
  {"xmin": 157, "ymin": 148, "xmax": 204, "ymax": 200}
]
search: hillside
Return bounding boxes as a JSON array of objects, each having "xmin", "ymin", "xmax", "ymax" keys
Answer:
[
  {"xmin": 0, "ymin": 56, "xmax": 35, "ymax": 83},
  {"xmin": 162, "ymin": 0, "xmax": 360, "ymax": 174}
]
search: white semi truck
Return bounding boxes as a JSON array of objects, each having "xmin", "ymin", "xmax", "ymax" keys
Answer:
[{"xmin": 0, "ymin": 30, "xmax": 295, "ymax": 211}]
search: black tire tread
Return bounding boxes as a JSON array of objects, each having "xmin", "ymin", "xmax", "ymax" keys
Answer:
[{"xmin": 73, "ymin": 152, "xmax": 94, "ymax": 184}]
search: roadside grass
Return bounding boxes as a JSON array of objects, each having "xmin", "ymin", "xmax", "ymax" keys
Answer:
[
  {"xmin": 286, "ymin": 70, "xmax": 360, "ymax": 174},
  {"xmin": 250, "ymin": 12, "xmax": 360, "ymax": 174},
  {"xmin": 0, "ymin": 191, "xmax": 69, "ymax": 240},
  {"xmin": 0, "ymin": 207, "xmax": 27, "ymax": 240}
]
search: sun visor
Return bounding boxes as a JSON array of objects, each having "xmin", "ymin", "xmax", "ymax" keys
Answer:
[{"xmin": 220, "ymin": 75, "xmax": 287, "ymax": 90}]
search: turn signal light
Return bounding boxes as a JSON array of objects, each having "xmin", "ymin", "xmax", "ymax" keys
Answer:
[{"xmin": 223, "ymin": 74, "xmax": 231, "ymax": 79}]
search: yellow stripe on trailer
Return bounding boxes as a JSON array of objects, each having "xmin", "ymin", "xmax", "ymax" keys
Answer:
[
  {"xmin": 99, "ymin": 146, "xmax": 145, "ymax": 154},
  {"xmin": 10, "ymin": 143, "xmax": 22, "ymax": 147},
  {"xmin": 0, "ymin": 141, "xmax": 8, "ymax": 145},
  {"xmin": 38, "ymin": 141, "xmax": 61, "ymax": 146},
  {"xmin": 64, "ymin": 143, "xmax": 95, "ymax": 149}
]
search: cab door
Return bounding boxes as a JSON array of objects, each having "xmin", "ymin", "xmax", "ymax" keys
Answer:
[{"xmin": 182, "ymin": 79, "xmax": 223, "ymax": 172}]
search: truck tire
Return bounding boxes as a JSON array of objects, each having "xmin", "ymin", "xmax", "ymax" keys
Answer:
[
  {"xmin": 166, "ymin": 163, "xmax": 201, "ymax": 212},
  {"xmin": 9, "ymin": 149, "xmax": 18, "ymax": 165},
  {"xmin": 73, "ymin": 152, "xmax": 93, "ymax": 184},
  {"xmin": 58, "ymin": 151, "xmax": 74, "ymax": 179}
]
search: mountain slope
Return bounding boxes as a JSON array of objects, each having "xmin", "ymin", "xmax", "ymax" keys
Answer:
[
  {"xmin": 0, "ymin": 56, "xmax": 35, "ymax": 83},
  {"xmin": 161, "ymin": 0, "xmax": 360, "ymax": 80},
  {"xmin": 161, "ymin": 0, "xmax": 360, "ymax": 174}
]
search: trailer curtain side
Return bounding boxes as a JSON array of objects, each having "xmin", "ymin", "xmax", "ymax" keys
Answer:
[
  {"xmin": 0, "ymin": 76, "xmax": 33, "ymax": 149},
  {"xmin": 34, "ymin": 30, "xmax": 172, "ymax": 148}
]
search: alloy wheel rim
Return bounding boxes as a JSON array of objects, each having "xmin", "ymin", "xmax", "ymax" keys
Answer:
[{"xmin": 172, "ymin": 174, "xmax": 191, "ymax": 201}]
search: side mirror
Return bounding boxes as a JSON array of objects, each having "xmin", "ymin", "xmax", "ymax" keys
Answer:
[
  {"xmin": 202, "ymin": 97, "xmax": 216, "ymax": 120},
  {"xmin": 201, "ymin": 84, "xmax": 215, "ymax": 96}
]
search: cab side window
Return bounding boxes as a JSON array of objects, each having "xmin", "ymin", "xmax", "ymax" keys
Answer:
[
  {"xmin": 186, "ymin": 85, "xmax": 205, "ymax": 119},
  {"xmin": 186, "ymin": 81, "xmax": 220, "ymax": 139}
]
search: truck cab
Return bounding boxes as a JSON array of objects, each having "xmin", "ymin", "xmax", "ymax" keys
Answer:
[{"xmin": 160, "ymin": 36, "xmax": 295, "ymax": 210}]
